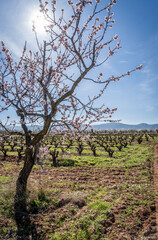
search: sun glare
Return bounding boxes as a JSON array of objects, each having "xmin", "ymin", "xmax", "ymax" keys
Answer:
[{"xmin": 29, "ymin": 9, "xmax": 47, "ymax": 35}]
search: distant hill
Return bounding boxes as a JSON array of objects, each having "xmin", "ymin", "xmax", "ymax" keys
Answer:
[
  {"xmin": 2, "ymin": 123, "xmax": 158, "ymax": 133},
  {"xmin": 91, "ymin": 123, "xmax": 158, "ymax": 130}
]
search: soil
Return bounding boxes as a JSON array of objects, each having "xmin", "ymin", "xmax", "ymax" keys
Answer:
[
  {"xmin": 0, "ymin": 144, "xmax": 158, "ymax": 239},
  {"xmin": 153, "ymin": 143, "xmax": 158, "ymax": 238}
]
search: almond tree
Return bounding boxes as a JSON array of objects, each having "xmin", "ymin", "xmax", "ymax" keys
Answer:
[{"xmin": 0, "ymin": 0, "xmax": 142, "ymax": 237}]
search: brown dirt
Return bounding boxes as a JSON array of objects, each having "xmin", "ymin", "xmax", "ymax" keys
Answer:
[
  {"xmin": 28, "ymin": 154, "xmax": 158, "ymax": 239},
  {"xmin": 0, "ymin": 145, "xmax": 158, "ymax": 239},
  {"xmin": 153, "ymin": 143, "xmax": 158, "ymax": 238}
]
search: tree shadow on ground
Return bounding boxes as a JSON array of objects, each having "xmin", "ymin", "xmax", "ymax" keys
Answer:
[
  {"xmin": 15, "ymin": 210, "xmax": 39, "ymax": 240},
  {"xmin": 14, "ymin": 188, "xmax": 39, "ymax": 240}
]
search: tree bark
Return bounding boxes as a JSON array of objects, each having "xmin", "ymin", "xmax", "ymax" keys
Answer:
[{"xmin": 14, "ymin": 147, "xmax": 38, "ymax": 239}]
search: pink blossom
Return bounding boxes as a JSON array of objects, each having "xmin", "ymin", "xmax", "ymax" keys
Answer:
[
  {"xmin": 109, "ymin": 49, "xmax": 114, "ymax": 56},
  {"xmin": 88, "ymin": 1, "xmax": 92, "ymax": 5},
  {"xmin": 136, "ymin": 64, "xmax": 143, "ymax": 70},
  {"xmin": 113, "ymin": 34, "xmax": 118, "ymax": 40},
  {"xmin": 107, "ymin": 7, "xmax": 110, "ymax": 12}
]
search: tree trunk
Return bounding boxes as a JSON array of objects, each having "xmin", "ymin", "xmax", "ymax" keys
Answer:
[{"xmin": 14, "ymin": 147, "xmax": 38, "ymax": 239}]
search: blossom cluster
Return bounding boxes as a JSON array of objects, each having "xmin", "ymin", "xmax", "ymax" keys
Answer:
[{"xmin": 0, "ymin": 0, "xmax": 142, "ymax": 142}]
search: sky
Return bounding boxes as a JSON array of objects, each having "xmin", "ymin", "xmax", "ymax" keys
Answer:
[{"xmin": 0, "ymin": 0, "xmax": 158, "ymax": 125}]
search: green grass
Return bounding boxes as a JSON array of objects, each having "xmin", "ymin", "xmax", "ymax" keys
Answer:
[
  {"xmin": 0, "ymin": 135, "xmax": 157, "ymax": 239},
  {"xmin": 0, "ymin": 183, "xmax": 15, "ymax": 218},
  {"xmin": 0, "ymin": 175, "xmax": 12, "ymax": 183},
  {"xmin": 47, "ymin": 141, "xmax": 153, "ymax": 168},
  {"xmin": 89, "ymin": 200, "xmax": 112, "ymax": 212}
]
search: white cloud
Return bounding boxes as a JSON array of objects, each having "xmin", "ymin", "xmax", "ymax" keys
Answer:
[
  {"xmin": 139, "ymin": 66, "xmax": 158, "ymax": 95},
  {"xmin": 142, "ymin": 68, "xmax": 150, "ymax": 73},
  {"xmin": 140, "ymin": 81, "xmax": 154, "ymax": 94},
  {"xmin": 119, "ymin": 60, "xmax": 128, "ymax": 64},
  {"xmin": 103, "ymin": 61, "xmax": 119, "ymax": 76},
  {"xmin": 124, "ymin": 50, "xmax": 136, "ymax": 55}
]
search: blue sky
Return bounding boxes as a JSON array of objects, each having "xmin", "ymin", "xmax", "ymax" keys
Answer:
[{"xmin": 0, "ymin": 0, "xmax": 158, "ymax": 125}]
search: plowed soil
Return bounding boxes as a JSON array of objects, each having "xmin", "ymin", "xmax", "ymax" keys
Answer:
[{"xmin": 0, "ymin": 143, "xmax": 158, "ymax": 239}]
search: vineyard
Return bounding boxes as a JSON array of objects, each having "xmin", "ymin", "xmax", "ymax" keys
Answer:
[
  {"xmin": 0, "ymin": 130, "xmax": 158, "ymax": 239},
  {"xmin": 0, "ymin": 131, "xmax": 157, "ymax": 165}
]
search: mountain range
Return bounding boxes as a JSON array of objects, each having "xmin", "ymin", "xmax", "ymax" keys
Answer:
[
  {"xmin": 2, "ymin": 123, "xmax": 158, "ymax": 132},
  {"xmin": 91, "ymin": 123, "xmax": 158, "ymax": 130}
]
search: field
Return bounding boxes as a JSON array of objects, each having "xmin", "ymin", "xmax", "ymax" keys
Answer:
[{"xmin": 0, "ymin": 132, "xmax": 158, "ymax": 239}]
